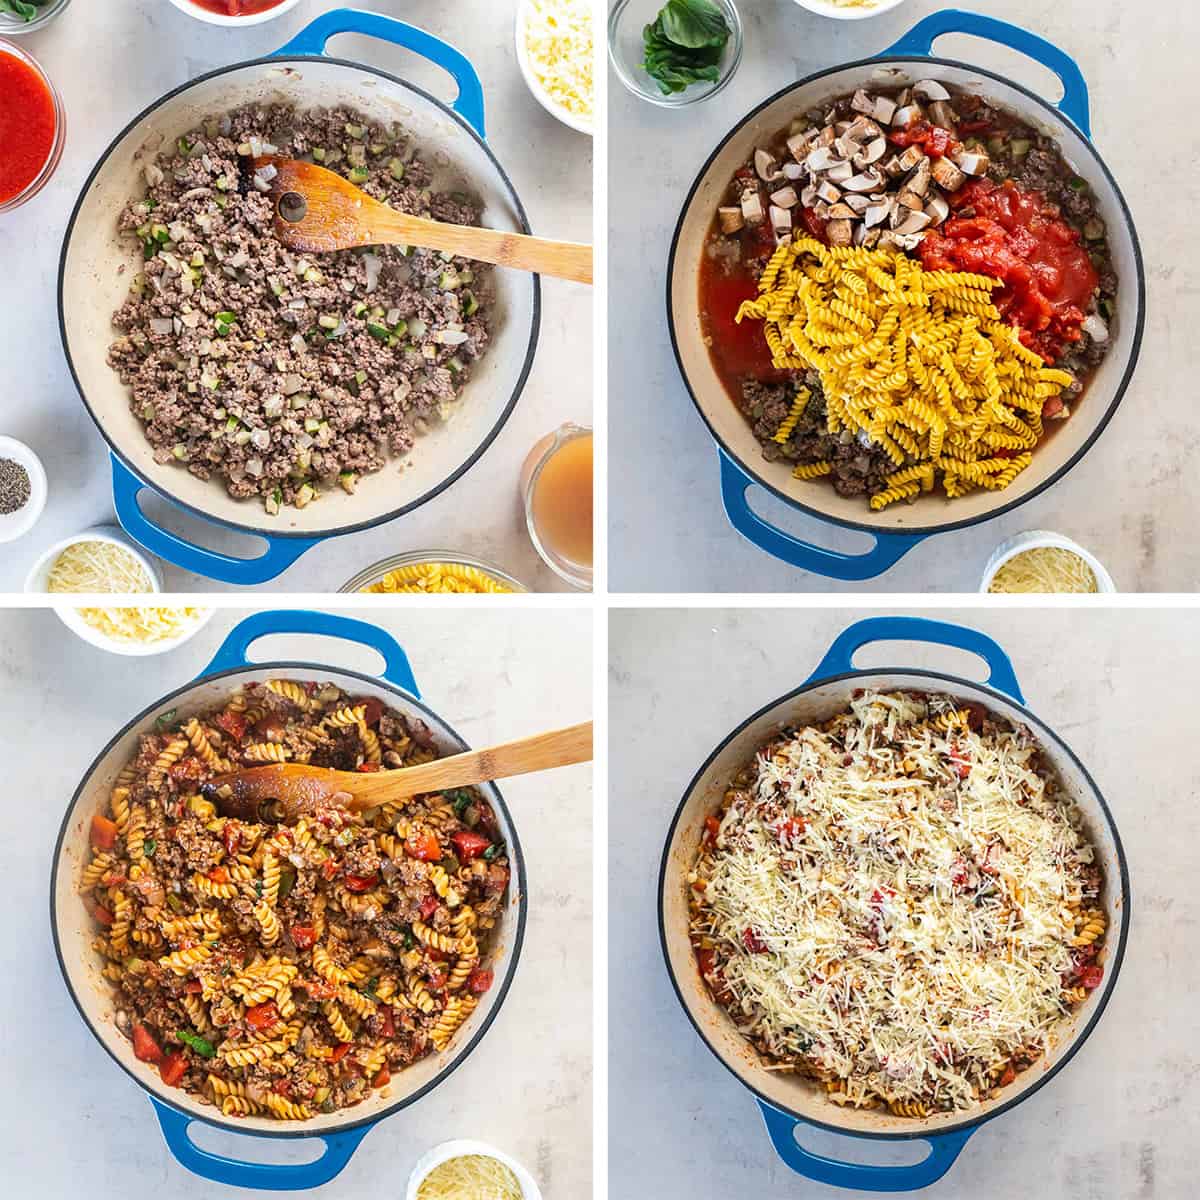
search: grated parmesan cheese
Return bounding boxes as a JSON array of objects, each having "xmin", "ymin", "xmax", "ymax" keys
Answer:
[
  {"xmin": 46, "ymin": 540, "xmax": 152, "ymax": 594},
  {"xmin": 988, "ymin": 546, "xmax": 1098, "ymax": 594},
  {"xmin": 76, "ymin": 607, "xmax": 209, "ymax": 645},
  {"xmin": 416, "ymin": 1154, "xmax": 523, "ymax": 1200},
  {"xmin": 522, "ymin": 0, "xmax": 594, "ymax": 125},
  {"xmin": 692, "ymin": 690, "xmax": 1104, "ymax": 1114}
]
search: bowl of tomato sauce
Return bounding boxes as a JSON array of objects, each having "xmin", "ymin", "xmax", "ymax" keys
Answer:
[
  {"xmin": 167, "ymin": 0, "xmax": 302, "ymax": 26},
  {"xmin": 0, "ymin": 40, "xmax": 65, "ymax": 213}
]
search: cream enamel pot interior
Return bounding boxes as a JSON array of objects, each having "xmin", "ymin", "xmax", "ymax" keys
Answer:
[
  {"xmin": 659, "ymin": 617, "xmax": 1130, "ymax": 1192},
  {"xmin": 51, "ymin": 611, "xmax": 527, "ymax": 1191},
  {"xmin": 59, "ymin": 10, "xmax": 539, "ymax": 586},
  {"xmin": 667, "ymin": 10, "xmax": 1144, "ymax": 580}
]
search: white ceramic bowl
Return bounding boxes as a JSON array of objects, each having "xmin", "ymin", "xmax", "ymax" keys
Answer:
[
  {"xmin": 165, "ymin": 0, "xmax": 303, "ymax": 28},
  {"xmin": 407, "ymin": 1140, "xmax": 543, "ymax": 1200},
  {"xmin": 792, "ymin": 0, "xmax": 909, "ymax": 20},
  {"xmin": 515, "ymin": 0, "xmax": 593, "ymax": 135},
  {"xmin": 0, "ymin": 435, "xmax": 47, "ymax": 544},
  {"xmin": 981, "ymin": 530, "xmax": 1116, "ymax": 593}
]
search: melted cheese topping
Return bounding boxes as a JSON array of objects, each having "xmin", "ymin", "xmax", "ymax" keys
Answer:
[
  {"xmin": 46, "ymin": 540, "xmax": 152, "ymax": 594},
  {"xmin": 416, "ymin": 1154, "xmax": 523, "ymax": 1200},
  {"xmin": 76, "ymin": 606, "xmax": 208, "ymax": 645},
  {"xmin": 988, "ymin": 546, "xmax": 1098, "ymax": 594},
  {"xmin": 693, "ymin": 690, "xmax": 1100, "ymax": 1113},
  {"xmin": 523, "ymin": 0, "xmax": 594, "ymax": 124}
]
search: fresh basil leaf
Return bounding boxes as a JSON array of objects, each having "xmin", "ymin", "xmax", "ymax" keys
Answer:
[
  {"xmin": 661, "ymin": 0, "xmax": 730, "ymax": 49},
  {"xmin": 642, "ymin": 16, "xmax": 723, "ymax": 95},
  {"xmin": 176, "ymin": 1030, "xmax": 216, "ymax": 1058},
  {"xmin": 155, "ymin": 708, "xmax": 177, "ymax": 730}
]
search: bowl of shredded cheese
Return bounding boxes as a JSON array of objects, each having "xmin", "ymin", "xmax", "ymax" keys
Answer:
[
  {"xmin": 516, "ymin": 0, "xmax": 594, "ymax": 135},
  {"xmin": 24, "ymin": 525, "xmax": 213, "ymax": 653},
  {"xmin": 407, "ymin": 1140, "xmax": 541, "ymax": 1200},
  {"xmin": 341, "ymin": 550, "xmax": 527, "ymax": 594},
  {"xmin": 792, "ymin": 0, "xmax": 908, "ymax": 20},
  {"xmin": 982, "ymin": 530, "xmax": 1116, "ymax": 594}
]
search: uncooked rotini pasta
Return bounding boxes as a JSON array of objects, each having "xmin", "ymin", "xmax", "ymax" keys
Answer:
[
  {"xmin": 360, "ymin": 561, "xmax": 517, "ymax": 594},
  {"xmin": 80, "ymin": 681, "xmax": 509, "ymax": 1121}
]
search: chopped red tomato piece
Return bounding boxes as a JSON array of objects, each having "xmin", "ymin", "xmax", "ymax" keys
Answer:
[
  {"xmin": 702, "ymin": 815, "xmax": 721, "ymax": 849},
  {"xmin": 372, "ymin": 1066, "xmax": 390, "ymax": 1088},
  {"xmin": 246, "ymin": 1002, "xmax": 280, "ymax": 1031},
  {"xmin": 378, "ymin": 1008, "xmax": 396, "ymax": 1039},
  {"xmin": 742, "ymin": 928, "xmax": 768, "ymax": 954},
  {"xmin": 92, "ymin": 903, "xmax": 114, "ymax": 927},
  {"xmin": 958, "ymin": 118, "xmax": 992, "ymax": 134},
  {"xmin": 344, "ymin": 873, "xmax": 379, "ymax": 893},
  {"xmin": 159, "ymin": 1052, "xmax": 187, "ymax": 1087},
  {"xmin": 450, "ymin": 830, "xmax": 492, "ymax": 861},
  {"xmin": 170, "ymin": 757, "xmax": 205, "ymax": 782},
  {"xmin": 290, "ymin": 924, "xmax": 317, "ymax": 950},
  {"xmin": 696, "ymin": 948, "xmax": 716, "ymax": 978},
  {"xmin": 215, "ymin": 711, "xmax": 246, "ymax": 740},
  {"xmin": 307, "ymin": 979, "xmax": 337, "ymax": 1001},
  {"xmin": 357, "ymin": 762, "xmax": 383, "ymax": 773},
  {"xmin": 997, "ymin": 1063, "xmax": 1016, "ymax": 1087},
  {"xmin": 330, "ymin": 1042, "xmax": 351, "ymax": 1063},
  {"xmin": 207, "ymin": 866, "xmax": 229, "ymax": 884},
  {"xmin": 222, "ymin": 824, "xmax": 241, "ymax": 857},
  {"xmin": 775, "ymin": 817, "xmax": 806, "ymax": 842},
  {"xmin": 419, "ymin": 895, "xmax": 439, "ymax": 920},
  {"xmin": 91, "ymin": 814, "xmax": 118, "ymax": 850},
  {"xmin": 273, "ymin": 1079, "xmax": 293, "ymax": 1098},
  {"xmin": 467, "ymin": 967, "xmax": 494, "ymax": 995},
  {"xmin": 132, "ymin": 1023, "xmax": 163, "ymax": 1064},
  {"xmin": 428, "ymin": 970, "xmax": 448, "ymax": 990},
  {"xmin": 184, "ymin": 980, "xmax": 203, "ymax": 994},
  {"xmin": 406, "ymin": 829, "xmax": 442, "ymax": 862},
  {"xmin": 354, "ymin": 697, "xmax": 384, "ymax": 727},
  {"xmin": 1081, "ymin": 964, "xmax": 1104, "ymax": 990},
  {"xmin": 800, "ymin": 205, "xmax": 828, "ymax": 243},
  {"xmin": 321, "ymin": 859, "xmax": 340, "ymax": 881}
]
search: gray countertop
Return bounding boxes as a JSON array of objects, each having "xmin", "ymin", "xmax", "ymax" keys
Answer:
[
  {"xmin": 0, "ymin": 0, "xmax": 592, "ymax": 592},
  {"xmin": 608, "ymin": 0, "xmax": 1196, "ymax": 592},
  {"xmin": 0, "ymin": 607, "xmax": 592, "ymax": 1198},
  {"xmin": 609, "ymin": 607, "xmax": 1198, "ymax": 1198}
]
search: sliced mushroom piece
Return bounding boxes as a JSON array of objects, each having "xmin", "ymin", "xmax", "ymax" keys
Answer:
[
  {"xmin": 1081, "ymin": 313, "xmax": 1109, "ymax": 345},
  {"xmin": 907, "ymin": 157, "xmax": 933, "ymax": 197},
  {"xmin": 853, "ymin": 221, "xmax": 869, "ymax": 247},
  {"xmin": 740, "ymin": 190, "xmax": 765, "ymax": 226},
  {"xmin": 800, "ymin": 183, "xmax": 820, "ymax": 207},
  {"xmin": 786, "ymin": 132, "xmax": 812, "ymax": 162},
  {"xmin": 862, "ymin": 226, "xmax": 882, "ymax": 248},
  {"xmin": 717, "ymin": 206, "xmax": 745, "ymax": 234},
  {"xmin": 816, "ymin": 125, "xmax": 837, "ymax": 149},
  {"xmin": 925, "ymin": 192, "xmax": 951, "ymax": 225},
  {"xmin": 816, "ymin": 180, "xmax": 844, "ymax": 204},
  {"xmin": 894, "ymin": 210, "xmax": 933, "ymax": 236},
  {"xmin": 846, "ymin": 116, "xmax": 882, "ymax": 143},
  {"xmin": 843, "ymin": 169, "xmax": 884, "ymax": 193},
  {"xmin": 931, "ymin": 157, "xmax": 966, "ymax": 191},
  {"xmin": 897, "ymin": 189, "xmax": 925, "ymax": 212},
  {"xmin": 827, "ymin": 219, "xmax": 855, "ymax": 248},
  {"xmin": 872, "ymin": 95, "xmax": 898, "ymax": 126},
  {"xmin": 882, "ymin": 153, "xmax": 908, "ymax": 179},
  {"xmin": 897, "ymin": 145, "xmax": 926, "ymax": 172},
  {"xmin": 827, "ymin": 202, "xmax": 859, "ymax": 220},
  {"xmin": 769, "ymin": 204, "xmax": 793, "ymax": 234},
  {"xmin": 835, "ymin": 135, "xmax": 862, "ymax": 160},
  {"xmin": 770, "ymin": 186, "xmax": 799, "ymax": 209},
  {"xmin": 889, "ymin": 203, "xmax": 911, "ymax": 230},
  {"xmin": 896, "ymin": 87, "xmax": 913, "ymax": 107},
  {"xmin": 854, "ymin": 137, "xmax": 888, "ymax": 169},
  {"xmin": 755, "ymin": 148, "xmax": 784, "ymax": 182},
  {"xmin": 893, "ymin": 104, "xmax": 926, "ymax": 130},
  {"xmin": 782, "ymin": 162, "xmax": 805, "ymax": 181},
  {"xmin": 843, "ymin": 193, "xmax": 872, "ymax": 214},
  {"xmin": 929, "ymin": 100, "xmax": 959, "ymax": 130},
  {"xmin": 864, "ymin": 198, "xmax": 893, "ymax": 228},
  {"xmin": 805, "ymin": 145, "xmax": 841, "ymax": 173},
  {"xmin": 913, "ymin": 79, "xmax": 952, "ymax": 102},
  {"xmin": 851, "ymin": 89, "xmax": 876, "ymax": 115},
  {"xmin": 826, "ymin": 160, "xmax": 855, "ymax": 184},
  {"xmin": 954, "ymin": 149, "xmax": 991, "ymax": 176},
  {"xmin": 878, "ymin": 229, "xmax": 924, "ymax": 252}
]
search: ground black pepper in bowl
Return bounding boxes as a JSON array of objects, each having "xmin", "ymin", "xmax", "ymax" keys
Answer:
[{"xmin": 0, "ymin": 458, "xmax": 31, "ymax": 514}]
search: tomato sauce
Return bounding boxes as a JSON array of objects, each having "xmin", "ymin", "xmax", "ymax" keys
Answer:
[
  {"xmin": 919, "ymin": 178, "xmax": 1098, "ymax": 363},
  {"xmin": 187, "ymin": 0, "xmax": 288, "ymax": 14},
  {"xmin": 0, "ymin": 50, "xmax": 57, "ymax": 206}
]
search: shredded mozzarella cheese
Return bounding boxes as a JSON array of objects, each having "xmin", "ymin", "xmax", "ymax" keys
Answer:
[
  {"xmin": 988, "ymin": 546, "xmax": 1098, "ymax": 594},
  {"xmin": 46, "ymin": 540, "xmax": 152, "ymax": 594},
  {"xmin": 76, "ymin": 607, "xmax": 208, "ymax": 645},
  {"xmin": 523, "ymin": 0, "xmax": 593, "ymax": 124},
  {"xmin": 416, "ymin": 1154, "xmax": 523, "ymax": 1200},
  {"xmin": 693, "ymin": 690, "xmax": 1102, "ymax": 1113}
]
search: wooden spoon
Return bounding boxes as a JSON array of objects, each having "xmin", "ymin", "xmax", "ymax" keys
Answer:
[
  {"xmin": 253, "ymin": 156, "xmax": 593, "ymax": 285},
  {"xmin": 201, "ymin": 720, "xmax": 592, "ymax": 822}
]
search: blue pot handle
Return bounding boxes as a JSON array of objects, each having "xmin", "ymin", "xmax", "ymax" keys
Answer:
[
  {"xmin": 200, "ymin": 610, "xmax": 421, "ymax": 698},
  {"xmin": 885, "ymin": 9, "xmax": 1090, "ymax": 136},
  {"xmin": 275, "ymin": 8, "xmax": 486, "ymax": 138},
  {"xmin": 152, "ymin": 1099, "xmax": 371, "ymax": 1191},
  {"xmin": 759, "ymin": 1101, "xmax": 973, "ymax": 1193},
  {"xmin": 719, "ymin": 451, "xmax": 925, "ymax": 581},
  {"xmin": 111, "ymin": 457, "xmax": 318, "ymax": 587},
  {"xmin": 806, "ymin": 615, "xmax": 1024, "ymax": 702}
]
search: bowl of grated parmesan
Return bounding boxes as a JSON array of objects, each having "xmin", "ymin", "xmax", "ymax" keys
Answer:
[
  {"xmin": 407, "ymin": 1140, "xmax": 542, "ymax": 1200},
  {"xmin": 792, "ymin": 0, "xmax": 909, "ymax": 20},
  {"xmin": 981, "ymin": 530, "xmax": 1115, "ymax": 594},
  {"xmin": 516, "ymin": 0, "xmax": 594, "ymax": 134}
]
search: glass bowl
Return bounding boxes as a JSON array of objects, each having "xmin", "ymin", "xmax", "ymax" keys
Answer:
[
  {"xmin": 0, "ymin": 0, "xmax": 71, "ymax": 35},
  {"xmin": 520, "ymin": 423, "xmax": 592, "ymax": 591},
  {"xmin": 0, "ymin": 39, "xmax": 66, "ymax": 213},
  {"xmin": 340, "ymin": 550, "xmax": 529, "ymax": 594},
  {"xmin": 608, "ymin": 0, "xmax": 742, "ymax": 108}
]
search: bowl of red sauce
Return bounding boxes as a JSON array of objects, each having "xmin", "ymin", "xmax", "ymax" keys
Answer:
[
  {"xmin": 0, "ymin": 40, "xmax": 65, "ymax": 214},
  {"xmin": 167, "ymin": 0, "xmax": 302, "ymax": 26}
]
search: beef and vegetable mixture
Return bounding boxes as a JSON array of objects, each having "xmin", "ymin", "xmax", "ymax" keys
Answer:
[
  {"xmin": 699, "ymin": 81, "xmax": 1118, "ymax": 506},
  {"xmin": 80, "ymin": 681, "xmax": 509, "ymax": 1121},
  {"xmin": 108, "ymin": 104, "xmax": 491, "ymax": 514}
]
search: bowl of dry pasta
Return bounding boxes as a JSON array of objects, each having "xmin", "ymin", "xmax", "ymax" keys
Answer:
[
  {"xmin": 51, "ymin": 610, "xmax": 525, "ymax": 1191},
  {"xmin": 341, "ymin": 550, "xmax": 528, "ymax": 594},
  {"xmin": 667, "ymin": 10, "xmax": 1143, "ymax": 580},
  {"xmin": 658, "ymin": 616, "xmax": 1129, "ymax": 1192}
]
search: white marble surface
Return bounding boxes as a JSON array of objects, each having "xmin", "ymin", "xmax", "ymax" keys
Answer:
[
  {"xmin": 0, "ymin": 0, "xmax": 592, "ymax": 592},
  {"xmin": 608, "ymin": 0, "xmax": 1197, "ymax": 593},
  {"xmin": 0, "ymin": 606, "xmax": 592, "ymax": 1198},
  {"xmin": 609, "ymin": 606, "xmax": 1200, "ymax": 1198}
]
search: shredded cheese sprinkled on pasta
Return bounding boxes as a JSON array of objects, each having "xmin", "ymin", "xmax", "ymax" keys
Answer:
[
  {"xmin": 692, "ymin": 690, "xmax": 1103, "ymax": 1114},
  {"xmin": 522, "ymin": 0, "xmax": 594, "ymax": 124},
  {"xmin": 416, "ymin": 1154, "xmax": 523, "ymax": 1200},
  {"xmin": 76, "ymin": 607, "xmax": 208, "ymax": 645},
  {"xmin": 46, "ymin": 540, "xmax": 152, "ymax": 593},
  {"xmin": 988, "ymin": 546, "xmax": 1098, "ymax": 594}
]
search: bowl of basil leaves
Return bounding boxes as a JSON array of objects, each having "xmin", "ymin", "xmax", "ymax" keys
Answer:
[
  {"xmin": 0, "ymin": 0, "xmax": 70, "ymax": 33},
  {"xmin": 609, "ymin": 0, "xmax": 742, "ymax": 107}
]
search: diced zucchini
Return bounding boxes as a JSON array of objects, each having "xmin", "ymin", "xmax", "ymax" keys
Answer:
[
  {"xmin": 339, "ymin": 471, "xmax": 357, "ymax": 494},
  {"xmin": 391, "ymin": 319, "xmax": 408, "ymax": 337},
  {"xmin": 295, "ymin": 483, "xmax": 316, "ymax": 509},
  {"xmin": 439, "ymin": 269, "xmax": 460, "ymax": 291},
  {"xmin": 344, "ymin": 123, "xmax": 366, "ymax": 139},
  {"xmin": 366, "ymin": 322, "xmax": 390, "ymax": 341},
  {"xmin": 172, "ymin": 443, "xmax": 188, "ymax": 461},
  {"xmin": 312, "ymin": 147, "xmax": 326, "ymax": 162},
  {"xmin": 151, "ymin": 224, "xmax": 170, "ymax": 244},
  {"xmin": 462, "ymin": 290, "xmax": 479, "ymax": 317},
  {"xmin": 352, "ymin": 302, "xmax": 368, "ymax": 318},
  {"xmin": 318, "ymin": 314, "xmax": 340, "ymax": 330},
  {"xmin": 355, "ymin": 370, "xmax": 367, "ymax": 385},
  {"xmin": 388, "ymin": 157, "xmax": 406, "ymax": 182},
  {"xmin": 304, "ymin": 267, "xmax": 324, "ymax": 284},
  {"xmin": 348, "ymin": 166, "xmax": 370, "ymax": 185},
  {"xmin": 304, "ymin": 418, "xmax": 321, "ymax": 433}
]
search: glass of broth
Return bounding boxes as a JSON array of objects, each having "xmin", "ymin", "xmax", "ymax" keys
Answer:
[{"xmin": 520, "ymin": 424, "xmax": 593, "ymax": 590}]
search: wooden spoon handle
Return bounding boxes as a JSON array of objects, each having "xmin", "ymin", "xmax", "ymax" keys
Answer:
[
  {"xmin": 373, "ymin": 209, "xmax": 593, "ymax": 284},
  {"xmin": 357, "ymin": 720, "xmax": 593, "ymax": 803}
]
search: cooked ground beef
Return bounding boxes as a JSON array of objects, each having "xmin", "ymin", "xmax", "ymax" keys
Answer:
[{"xmin": 107, "ymin": 104, "xmax": 491, "ymax": 513}]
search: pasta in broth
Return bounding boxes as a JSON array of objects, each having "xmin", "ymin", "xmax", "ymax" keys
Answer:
[{"xmin": 80, "ymin": 681, "xmax": 510, "ymax": 1120}]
